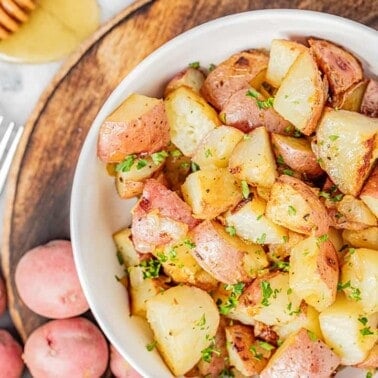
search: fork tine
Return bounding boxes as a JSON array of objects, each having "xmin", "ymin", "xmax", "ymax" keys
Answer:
[
  {"xmin": 0, "ymin": 121, "xmax": 15, "ymax": 160},
  {"xmin": 0, "ymin": 125, "xmax": 24, "ymax": 194}
]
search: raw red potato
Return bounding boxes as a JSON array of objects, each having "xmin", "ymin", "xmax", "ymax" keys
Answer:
[
  {"xmin": 361, "ymin": 79, "xmax": 378, "ymax": 117},
  {"xmin": 131, "ymin": 179, "xmax": 199, "ymax": 252},
  {"xmin": 220, "ymin": 87, "xmax": 290, "ymax": 134},
  {"xmin": 15, "ymin": 240, "xmax": 89, "ymax": 319},
  {"xmin": 23, "ymin": 317, "xmax": 108, "ymax": 378},
  {"xmin": 0, "ymin": 275, "xmax": 6, "ymax": 315},
  {"xmin": 201, "ymin": 49, "xmax": 269, "ymax": 110},
  {"xmin": 0, "ymin": 330, "xmax": 24, "ymax": 378},
  {"xmin": 97, "ymin": 93, "xmax": 170, "ymax": 163},
  {"xmin": 260, "ymin": 328, "xmax": 340, "ymax": 378},
  {"xmin": 110, "ymin": 344, "xmax": 142, "ymax": 378}
]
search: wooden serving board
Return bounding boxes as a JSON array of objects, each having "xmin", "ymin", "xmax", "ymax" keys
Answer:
[{"xmin": 1, "ymin": 0, "xmax": 377, "ymax": 342}]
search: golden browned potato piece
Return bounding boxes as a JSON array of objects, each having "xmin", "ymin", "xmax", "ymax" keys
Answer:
[
  {"xmin": 361, "ymin": 79, "xmax": 378, "ymax": 118},
  {"xmin": 164, "ymin": 67, "xmax": 205, "ymax": 96},
  {"xmin": 273, "ymin": 50, "xmax": 327, "ymax": 136},
  {"xmin": 201, "ymin": 50, "xmax": 269, "ymax": 110},
  {"xmin": 289, "ymin": 235, "xmax": 339, "ymax": 312},
  {"xmin": 342, "ymin": 227, "xmax": 378, "ymax": 250},
  {"xmin": 260, "ymin": 328, "xmax": 340, "ymax": 378},
  {"xmin": 313, "ymin": 108, "xmax": 378, "ymax": 197},
  {"xmin": 219, "ymin": 87, "xmax": 290, "ymax": 134},
  {"xmin": 191, "ymin": 220, "xmax": 268, "ymax": 284},
  {"xmin": 360, "ymin": 164, "xmax": 378, "ymax": 218},
  {"xmin": 97, "ymin": 94, "xmax": 170, "ymax": 163},
  {"xmin": 309, "ymin": 38, "xmax": 363, "ymax": 96},
  {"xmin": 225, "ymin": 324, "xmax": 270, "ymax": 375},
  {"xmin": 356, "ymin": 344, "xmax": 378, "ymax": 369},
  {"xmin": 271, "ymin": 133, "xmax": 323, "ymax": 178},
  {"xmin": 266, "ymin": 175, "xmax": 330, "ymax": 236},
  {"xmin": 332, "ymin": 80, "xmax": 368, "ymax": 111}
]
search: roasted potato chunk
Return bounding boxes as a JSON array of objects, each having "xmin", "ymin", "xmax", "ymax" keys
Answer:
[
  {"xmin": 191, "ymin": 220, "xmax": 268, "ymax": 284},
  {"xmin": 201, "ymin": 49, "xmax": 269, "ymax": 110},
  {"xmin": 229, "ymin": 126, "xmax": 278, "ymax": 188},
  {"xmin": 361, "ymin": 79, "xmax": 378, "ymax": 118},
  {"xmin": 113, "ymin": 227, "xmax": 141, "ymax": 267},
  {"xmin": 266, "ymin": 175, "xmax": 330, "ymax": 236},
  {"xmin": 225, "ymin": 324, "xmax": 270, "ymax": 375},
  {"xmin": 319, "ymin": 294, "xmax": 378, "ymax": 365},
  {"xmin": 356, "ymin": 344, "xmax": 378, "ymax": 369},
  {"xmin": 260, "ymin": 328, "xmax": 340, "ymax": 378},
  {"xmin": 332, "ymin": 80, "xmax": 368, "ymax": 111},
  {"xmin": 97, "ymin": 94, "xmax": 170, "ymax": 162},
  {"xmin": 271, "ymin": 133, "xmax": 323, "ymax": 178},
  {"xmin": 225, "ymin": 195, "xmax": 288, "ymax": 245},
  {"xmin": 191, "ymin": 126, "xmax": 244, "ymax": 169},
  {"xmin": 266, "ymin": 39, "xmax": 307, "ymax": 88},
  {"xmin": 219, "ymin": 87, "xmax": 290, "ymax": 134},
  {"xmin": 342, "ymin": 227, "xmax": 378, "ymax": 250},
  {"xmin": 340, "ymin": 248, "xmax": 378, "ymax": 314},
  {"xmin": 164, "ymin": 67, "xmax": 205, "ymax": 96},
  {"xmin": 313, "ymin": 108, "xmax": 378, "ymax": 196},
  {"xmin": 165, "ymin": 86, "xmax": 220, "ymax": 156},
  {"xmin": 181, "ymin": 168, "xmax": 242, "ymax": 219},
  {"xmin": 309, "ymin": 38, "xmax": 363, "ymax": 96},
  {"xmin": 289, "ymin": 235, "xmax": 339, "ymax": 312},
  {"xmin": 146, "ymin": 285, "xmax": 219, "ymax": 376},
  {"xmin": 360, "ymin": 164, "xmax": 378, "ymax": 218},
  {"xmin": 273, "ymin": 50, "xmax": 327, "ymax": 136}
]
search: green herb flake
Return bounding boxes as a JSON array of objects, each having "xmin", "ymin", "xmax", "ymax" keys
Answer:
[
  {"xmin": 256, "ymin": 214, "xmax": 263, "ymax": 221},
  {"xmin": 317, "ymin": 234, "xmax": 328, "ymax": 243},
  {"xmin": 136, "ymin": 159, "xmax": 148, "ymax": 170},
  {"xmin": 274, "ymin": 261, "xmax": 290, "ymax": 272},
  {"xmin": 183, "ymin": 238, "xmax": 196, "ymax": 249},
  {"xmin": 256, "ymin": 233, "xmax": 267, "ymax": 245},
  {"xmin": 337, "ymin": 280, "xmax": 351, "ymax": 291},
  {"xmin": 366, "ymin": 372, "xmax": 373, "ymax": 378},
  {"xmin": 349, "ymin": 287, "xmax": 362, "ymax": 301},
  {"xmin": 261, "ymin": 280, "xmax": 273, "ymax": 306},
  {"xmin": 139, "ymin": 258, "xmax": 161, "ymax": 279},
  {"xmin": 116, "ymin": 250, "xmax": 124, "ymax": 265},
  {"xmin": 360, "ymin": 327, "xmax": 374, "ymax": 336},
  {"xmin": 115, "ymin": 155, "xmax": 136, "ymax": 172},
  {"xmin": 217, "ymin": 283, "xmax": 244, "ymax": 315},
  {"xmin": 257, "ymin": 97, "xmax": 274, "ymax": 110},
  {"xmin": 195, "ymin": 313, "xmax": 206, "ymax": 329},
  {"xmin": 205, "ymin": 148, "xmax": 213, "ymax": 158},
  {"xmin": 219, "ymin": 369, "xmax": 235, "ymax": 378},
  {"xmin": 225, "ymin": 225, "xmax": 237, "ymax": 237},
  {"xmin": 151, "ymin": 150, "xmax": 168, "ymax": 165},
  {"xmin": 241, "ymin": 180, "xmax": 250, "ymax": 199},
  {"xmin": 170, "ymin": 149, "xmax": 182, "ymax": 157},
  {"xmin": 190, "ymin": 161, "xmax": 200, "ymax": 172},
  {"xmin": 288, "ymin": 205, "xmax": 297, "ymax": 216},
  {"xmin": 146, "ymin": 340, "xmax": 157, "ymax": 351},
  {"xmin": 259, "ymin": 341, "xmax": 275, "ymax": 351},
  {"xmin": 189, "ymin": 61, "xmax": 200, "ymax": 69},
  {"xmin": 276, "ymin": 155, "xmax": 285, "ymax": 165},
  {"xmin": 246, "ymin": 89, "xmax": 259, "ymax": 99},
  {"xmin": 180, "ymin": 162, "xmax": 190, "ymax": 169},
  {"xmin": 358, "ymin": 316, "xmax": 368, "ymax": 326},
  {"xmin": 156, "ymin": 251, "xmax": 168, "ymax": 263},
  {"xmin": 201, "ymin": 338, "xmax": 220, "ymax": 362},
  {"xmin": 249, "ymin": 345, "xmax": 263, "ymax": 360},
  {"xmin": 208, "ymin": 63, "xmax": 216, "ymax": 72},
  {"xmin": 282, "ymin": 235, "xmax": 289, "ymax": 243},
  {"xmin": 283, "ymin": 168, "xmax": 294, "ymax": 176},
  {"xmin": 307, "ymin": 330, "xmax": 317, "ymax": 342},
  {"xmin": 329, "ymin": 135, "xmax": 339, "ymax": 141}
]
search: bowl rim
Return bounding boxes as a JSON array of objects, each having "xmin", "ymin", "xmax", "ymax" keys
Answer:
[{"xmin": 71, "ymin": 8, "xmax": 377, "ymax": 377}]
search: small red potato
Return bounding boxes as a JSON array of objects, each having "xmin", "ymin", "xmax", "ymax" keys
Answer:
[
  {"xmin": 0, "ymin": 330, "xmax": 24, "ymax": 378},
  {"xmin": 361, "ymin": 79, "xmax": 378, "ymax": 117},
  {"xmin": 23, "ymin": 317, "xmax": 108, "ymax": 378},
  {"xmin": 15, "ymin": 240, "xmax": 89, "ymax": 319},
  {"xmin": 0, "ymin": 275, "xmax": 6, "ymax": 316},
  {"xmin": 110, "ymin": 344, "xmax": 142, "ymax": 378}
]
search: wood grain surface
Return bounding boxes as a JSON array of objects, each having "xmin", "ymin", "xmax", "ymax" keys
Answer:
[{"xmin": 1, "ymin": 0, "xmax": 377, "ymax": 342}]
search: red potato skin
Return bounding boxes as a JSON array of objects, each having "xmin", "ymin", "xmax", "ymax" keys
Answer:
[
  {"xmin": 201, "ymin": 50, "xmax": 268, "ymax": 110},
  {"xmin": 360, "ymin": 164, "xmax": 378, "ymax": 199},
  {"xmin": 97, "ymin": 100, "xmax": 170, "ymax": 163},
  {"xmin": 308, "ymin": 38, "xmax": 363, "ymax": 96},
  {"xmin": 15, "ymin": 240, "xmax": 89, "ymax": 319},
  {"xmin": 220, "ymin": 87, "xmax": 290, "ymax": 134},
  {"xmin": 0, "ymin": 275, "xmax": 6, "ymax": 315},
  {"xmin": 23, "ymin": 317, "xmax": 108, "ymax": 378},
  {"xmin": 260, "ymin": 328, "xmax": 340, "ymax": 378},
  {"xmin": 131, "ymin": 179, "xmax": 199, "ymax": 252},
  {"xmin": 191, "ymin": 220, "xmax": 250, "ymax": 284},
  {"xmin": 110, "ymin": 344, "xmax": 142, "ymax": 378},
  {"xmin": 0, "ymin": 330, "xmax": 24, "ymax": 378},
  {"xmin": 361, "ymin": 79, "xmax": 378, "ymax": 118}
]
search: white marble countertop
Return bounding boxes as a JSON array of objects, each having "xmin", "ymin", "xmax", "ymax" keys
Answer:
[{"xmin": 0, "ymin": 0, "xmax": 133, "ymax": 347}]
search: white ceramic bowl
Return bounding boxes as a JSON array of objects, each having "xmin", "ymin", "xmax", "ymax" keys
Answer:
[{"xmin": 71, "ymin": 10, "xmax": 378, "ymax": 377}]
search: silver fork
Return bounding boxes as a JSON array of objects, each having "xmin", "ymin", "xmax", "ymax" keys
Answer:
[{"xmin": 0, "ymin": 116, "xmax": 24, "ymax": 194}]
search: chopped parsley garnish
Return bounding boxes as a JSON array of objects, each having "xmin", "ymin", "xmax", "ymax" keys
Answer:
[
  {"xmin": 217, "ymin": 283, "xmax": 245, "ymax": 315},
  {"xmin": 208, "ymin": 63, "xmax": 216, "ymax": 72},
  {"xmin": 219, "ymin": 369, "xmax": 234, "ymax": 378},
  {"xmin": 329, "ymin": 135, "xmax": 339, "ymax": 141},
  {"xmin": 115, "ymin": 154, "xmax": 136, "ymax": 172},
  {"xmin": 225, "ymin": 225, "xmax": 237, "ymax": 237},
  {"xmin": 241, "ymin": 180, "xmax": 250, "ymax": 199},
  {"xmin": 337, "ymin": 280, "xmax": 351, "ymax": 291},
  {"xmin": 317, "ymin": 234, "xmax": 328, "ymax": 243},
  {"xmin": 170, "ymin": 149, "xmax": 182, "ymax": 157},
  {"xmin": 195, "ymin": 314, "xmax": 206, "ymax": 329},
  {"xmin": 273, "ymin": 260, "xmax": 290, "ymax": 272},
  {"xmin": 307, "ymin": 330, "xmax": 318, "ymax": 341},
  {"xmin": 201, "ymin": 337, "xmax": 220, "ymax": 362},
  {"xmin": 189, "ymin": 61, "xmax": 200, "ymax": 69},
  {"xmin": 288, "ymin": 205, "xmax": 297, "ymax": 216},
  {"xmin": 246, "ymin": 89, "xmax": 274, "ymax": 109},
  {"xmin": 261, "ymin": 280, "xmax": 273, "ymax": 306},
  {"xmin": 283, "ymin": 168, "xmax": 294, "ymax": 176},
  {"xmin": 146, "ymin": 340, "xmax": 157, "ymax": 351},
  {"xmin": 358, "ymin": 316, "xmax": 368, "ymax": 326},
  {"xmin": 136, "ymin": 159, "xmax": 148, "ymax": 170},
  {"xmin": 139, "ymin": 258, "xmax": 161, "ymax": 279},
  {"xmin": 116, "ymin": 250, "xmax": 124, "ymax": 265},
  {"xmin": 256, "ymin": 233, "xmax": 267, "ymax": 245},
  {"xmin": 360, "ymin": 327, "xmax": 374, "ymax": 336},
  {"xmin": 259, "ymin": 341, "xmax": 275, "ymax": 351},
  {"xmin": 276, "ymin": 155, "xmax": 285, "ymax": 165},
  {"xmin": 183, "ymin": 238, "xmax": 196, "ymax": 249},
  {"xmin": 190, "ymin": 161, "xmax": 200, "ymax": 172},
  {"xmin": 348, "ymin": 287, "xmax": 362, "ymax": 301},
  {"xmin": 205, "ymin": 148, "xmax": 213, "ymax": 158},
  {"xmin": 151, "ymin": 150, "xmax": 168, "ymax": 165},
  {"xmin": 256, "ymin": 214, "xmax": 263, "ymax": 221},
  {"xmin": 249, "ymin": 345, "xmax": 263, "ymax": 360},
  {"xmin": 366, "ymin": 372, "xmax": 373, "ymax": 378}
]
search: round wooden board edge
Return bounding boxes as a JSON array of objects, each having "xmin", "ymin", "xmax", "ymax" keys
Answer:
[{"xmin": 1, "ymin": 0, "xmax": 154, "ymax": 341}]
